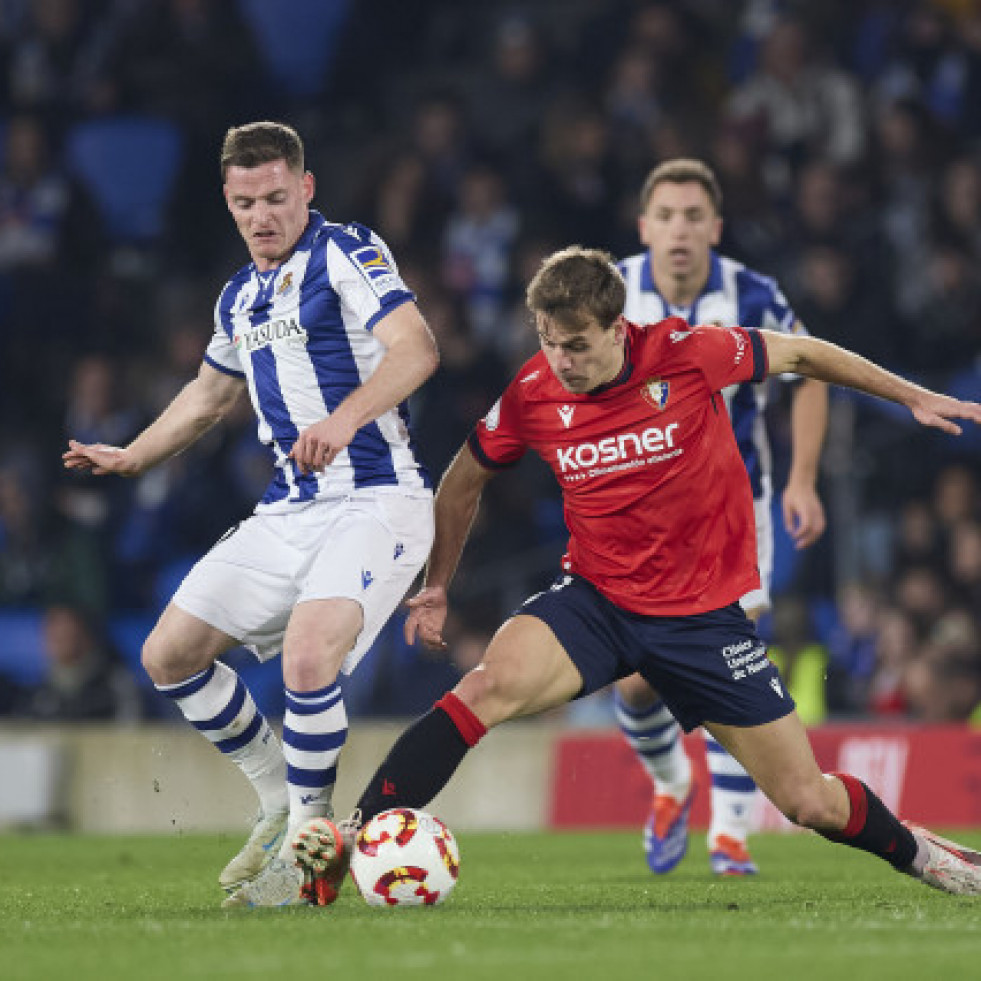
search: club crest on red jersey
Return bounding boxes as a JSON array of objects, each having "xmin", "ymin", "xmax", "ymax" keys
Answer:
[{"xmin": 640, "ymin": 377, "xmax": 670, "ymax": 411}]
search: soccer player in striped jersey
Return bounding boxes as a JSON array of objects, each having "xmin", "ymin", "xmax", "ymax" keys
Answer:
[
  {"xmin": 615, "ymin": 159, "xmax": 828, "ymax": 876},
  {"xmin": 64, "ymin": 121, "xmax": 439, "ymax": 907},
  {"xmin": 297, "ymin": 246, "xmax": 981, "ymax": 902}
]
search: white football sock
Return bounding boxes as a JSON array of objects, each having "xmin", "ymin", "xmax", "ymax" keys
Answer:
[
  {"xmin": 705, "ymin": 734, "xmax": 756, "ymax": 846},
  {"xmin": 614, "ymin": 692, "xmax": 692, "ymax": 801},
  {"xmin": 157, "ymin": 661, "xmax": 287, "ymax": 816},
  {"xmin": 280, "ymin": 682, "xmax": 348, "ymax": 858}
]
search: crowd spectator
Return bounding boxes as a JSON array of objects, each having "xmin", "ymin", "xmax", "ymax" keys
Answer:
[
  {"xmin": 1, "ymin": 0, "xmax": 979, "ymax": 721},
  {"xmin": 16, "ymin": 602, "xmax": 143, "ymax": 721}
]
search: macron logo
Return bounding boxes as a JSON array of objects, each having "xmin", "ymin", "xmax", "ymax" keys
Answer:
[
  {"xmin": 382, "ymin": 779, "xmax": 397, "ymax": 796},
  {"xmin": 770, "ymin": 677, "xmax": 784, "ymax": 698},
  {"xmin": 558, "ymin": 405, "xmax": 575, "ymax": 428},
  {"xmin": 362, "ymin": 570, "xmax": 374, "ymax": 589}
]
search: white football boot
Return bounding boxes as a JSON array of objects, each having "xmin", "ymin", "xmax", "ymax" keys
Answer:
[
  {"xmin": 221, "ymin": 857, "xmax": 307, "ymax": 908},
  {"xmin": 906, "ymin": 823, "xmax": 981, "ymax": 896},
  {"xmin": 292, "ymin": 811, "xmax": 363, "ymax": 906},
  {"xmin": 219, "ymin": 808, "xmax": 289, "ymax": 894}
]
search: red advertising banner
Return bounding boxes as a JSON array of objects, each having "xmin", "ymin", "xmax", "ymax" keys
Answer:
[{"xmin": 549, "ymin": 724, "xmax": 981, "ymax": 830}]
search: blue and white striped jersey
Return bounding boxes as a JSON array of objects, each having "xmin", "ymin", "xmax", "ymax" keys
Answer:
[
  {"xmin": 618, "ymin": 249, "xmax": 806, "ymax": 499},
  {"xmin": 205, "ymin": 210, "xmax": 431, "ymax": 511}
]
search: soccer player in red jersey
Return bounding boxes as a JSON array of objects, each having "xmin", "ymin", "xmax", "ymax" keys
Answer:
[{"xmin": 294, "ymin": 246, "xmax": 981, "ymax": 900}]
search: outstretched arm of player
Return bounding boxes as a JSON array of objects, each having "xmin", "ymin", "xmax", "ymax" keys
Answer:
[
  {"xmin": 761, "ymin": 331, "xmax": 981, "ymax": 435},
  {"xmin": 62, "ymin": 361, "xmax": 246, "ymax": 477},
  {"xmin": 405, "ymin": 443, "xmax": 495, "ymax": 651},
  {"xmin": 784, "ymin": 378, "xmax": 827, "ymax": 549},
  {"xmin": 289, "ymin": 302, "xmax": 439, "ymax": 474}
]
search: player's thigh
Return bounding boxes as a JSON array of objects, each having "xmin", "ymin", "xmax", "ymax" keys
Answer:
[
  {"xmin": 456, "ymin": 614, "xmax": 584, "ymax": 727},
  {"xmin": 704, "ymin": 713, "xmax": 839, "ymax": 823},
  {"xmin": 283, "ymin": 597, "xmax": 365, "ymax": 688},
  {"xmin": 143, "ymin": 601, "xmax": 239, "ymax": 685}
]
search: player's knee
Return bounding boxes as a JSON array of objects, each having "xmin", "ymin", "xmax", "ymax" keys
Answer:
[
  {"xmin": 282, "ymin": 631, "xmax": 351, "ymax": 688},
  {"xmin": 283, "ymin": 606, "xmax": 362, "ymax": 687},
  {"xmin": 454, "ymin": 664, "xmax": 519, "ymax": 728},
  {"xmin": 141, "ymin": 627, "xmax": 180, "ymax": 685},
  {"xmin": 775, "ymin": 781, "xmax": 839, "ymax": 831}
]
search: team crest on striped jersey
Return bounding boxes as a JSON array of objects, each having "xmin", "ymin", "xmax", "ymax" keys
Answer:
[
  {"xmin": 640, "ymin": 378, "xmax": 670, "ymax": 410},
  {"xmin": 277, "ymin": 271, "xmax": 294, "ymax": 296}
]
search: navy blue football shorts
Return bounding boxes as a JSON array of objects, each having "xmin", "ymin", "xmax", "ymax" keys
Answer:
[{"xmin": 517, "ymin": 574, "xmax": 795, "ymax": 732}]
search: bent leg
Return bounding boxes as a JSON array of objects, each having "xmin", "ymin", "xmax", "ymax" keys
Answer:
[
  {"xmin": 706, "ymin": 713, "xmax": 919, "ymax": 874},
  {"xmin": 356, "ymin": 614, "xmax": 584, "ymax": 822},
  {"xmin": 706, "ymin": 713, "xmax": 846, "ymax": 830},
  {"xmin": 145, "ymin": 604, "xmax": 289, "ymax": 890}
]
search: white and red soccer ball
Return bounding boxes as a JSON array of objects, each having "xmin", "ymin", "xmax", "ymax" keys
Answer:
[{"xmin": 349, "ymin": 807, "xmax": 460, "ymax": 907}]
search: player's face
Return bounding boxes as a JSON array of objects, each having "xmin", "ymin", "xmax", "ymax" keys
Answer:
[
  {"xmin": 536, "ymin": 313, "xmax": 626, "ymax": 394},
  {"xmin": 224, "ymin": 160, "xmax": 315, "ymax": 270},
  {"xmin": 638, "ymin": 181, "xmax": 722, "ymax": 284}
]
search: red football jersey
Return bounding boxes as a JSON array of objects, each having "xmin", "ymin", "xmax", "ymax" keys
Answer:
[{"xmin": 469, "ymin": 318, "xmax": 768, "ymax": 615}]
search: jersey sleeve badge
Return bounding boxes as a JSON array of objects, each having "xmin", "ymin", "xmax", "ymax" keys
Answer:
[{"xmin": 350, "ymin": 243, "xmax": 400, "ymax": 295}]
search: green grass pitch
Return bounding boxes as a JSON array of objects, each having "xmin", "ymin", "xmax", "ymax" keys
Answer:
[{"xmin": 2, "ymin": 830, "xmax": 979, "ymax": 981}]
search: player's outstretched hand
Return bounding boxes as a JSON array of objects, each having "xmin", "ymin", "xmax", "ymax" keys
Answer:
[
  {"xmin": 782, "ymin": 481, "xmax": 826, "ymax": 550},
  {"xmin": 911, "ymin": 393, "xmax": 981, "ymax": 435},
  {"xmin": 405, "ymin": 586, "xmax": 449, "ymax": 651},
  {"xmin": 62, "ymin": 440, "xmax": 138, "ymax": 476}
]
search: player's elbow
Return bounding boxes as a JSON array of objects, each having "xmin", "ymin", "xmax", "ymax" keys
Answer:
[{"xmin": 420, "ymin": 337, "xmax": 440, "ymax": 381}]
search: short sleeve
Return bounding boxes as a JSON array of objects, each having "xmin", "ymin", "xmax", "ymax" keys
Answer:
[
  {"xmin": 468, "ymin": 384, "xmax": 527, "ymax": 470},
  {"xmin": 204, "ymin": 298, "xmax": 245, "ymax": 378},
  {"xmin": 688, "ymin": 323, "xmax": 767, "ymax": 393},
  {"xmin": 324, "ymin": 223, "xmax": 415, "ymax": 332}
]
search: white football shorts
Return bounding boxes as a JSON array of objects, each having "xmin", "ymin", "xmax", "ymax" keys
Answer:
[
  {"xmin": 739, "ymin": 491, "xmax": 773, "ymax": 615},
  {"xmin": 172, "ymin": 489, "xmax": 433, "ymax": 675}
]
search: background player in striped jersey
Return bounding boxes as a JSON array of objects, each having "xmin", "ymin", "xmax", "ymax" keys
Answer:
[
  {"xmin": 615, "ymin": 159, "xmax": 828, "ymax": 876},
  {"xmin": 297, "ymin": 246, "xmax": 981, "ymax": 903},
  {"xmin": 63, "ymin": 121, "xmax": 439, "ymax": 907}
]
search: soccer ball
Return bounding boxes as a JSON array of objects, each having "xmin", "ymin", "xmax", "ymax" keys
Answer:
[{"xmin": 349, "ymin": 807, "xmax": 460, "ymax": 907}]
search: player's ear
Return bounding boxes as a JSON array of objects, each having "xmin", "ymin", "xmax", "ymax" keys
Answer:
[
  {"xmin": 710, "ymin": 215, "xmax": 722, "ymax": 247},
  {"xmin": 613, "ymin": 315, "xmax": 627, "ymax": 343},
  {"xmin": 302, "ymin": 171, "xmax": 315, "ymax": 203},
  {"xmin": 637, "ymin": 214, "xmax": 650, "ymax": 246}
]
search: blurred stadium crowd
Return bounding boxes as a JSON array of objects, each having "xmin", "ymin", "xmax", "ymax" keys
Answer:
[{"xmin": 0, "ymin": 0, "xmax": 980, "ymax": 724}]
